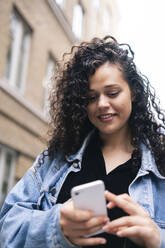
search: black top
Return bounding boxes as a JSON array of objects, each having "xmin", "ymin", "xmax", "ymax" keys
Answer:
[{"xmin": 57, "ymin": 133, "xmax": 139, "ymax": 248}]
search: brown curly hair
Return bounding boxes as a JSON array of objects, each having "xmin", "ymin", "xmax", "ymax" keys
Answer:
[{"xmin": 44, "ymin": 36, "xmax": 165, "ymax": 175}]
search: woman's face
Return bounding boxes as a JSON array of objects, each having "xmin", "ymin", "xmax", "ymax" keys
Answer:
[{"xmin": 87, "ymin": 62, "xmax": 133, "ymax": 138}]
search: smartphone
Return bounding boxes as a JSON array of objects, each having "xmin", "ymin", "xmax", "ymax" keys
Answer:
[{"xmin": 71, "ymin": 180, "xmax": 107, "ymax": 237}]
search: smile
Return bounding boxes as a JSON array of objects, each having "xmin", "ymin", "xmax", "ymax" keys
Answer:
[{"xmin": 98, "ymin": 114, "xmax": 116, "ymax": 122}]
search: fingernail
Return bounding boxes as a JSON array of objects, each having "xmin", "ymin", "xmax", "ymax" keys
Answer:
[
  {"xmin": 116, "ymin": 231, "xmax": 122, "ymax": 237},
  {"xmin": 100, "ymin": 239, "xmax": 106, "ymax": 244},
  {"xmin": 104, "ymin": 217, "xmax": 109, "ymax": 222},
  {"xmin": 103, "ymin": 224, "xmax": 109, "ymax": 231}
]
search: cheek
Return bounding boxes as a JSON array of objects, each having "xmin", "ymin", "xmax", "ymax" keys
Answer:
[
  {"xmin": 116, "ymin": 96, "xmax": 132, "ymax": 115},
  {"xmin": 87, "ymin": 105, "xmax": 93, "ymax": 119},
  {"xmin": 122, "ymin": 99, "xmax": 132, "ymax": 116},
  {"xmin": 87, "ymin": 105, "xmax": 98, "ymax": 126},
  {"xmin": 87, "ymin": 103, "xmax": 95, "ymax": 113}
]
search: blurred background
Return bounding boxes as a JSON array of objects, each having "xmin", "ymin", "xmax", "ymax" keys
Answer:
[{"xmin": 0, "ymin": 0, "xmax": 165, "ymax": 206}]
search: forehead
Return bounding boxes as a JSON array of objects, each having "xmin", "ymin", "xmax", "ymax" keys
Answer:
[{"xmin": 88, "ymin": 62, "xmax": 128, "ymax": 89}]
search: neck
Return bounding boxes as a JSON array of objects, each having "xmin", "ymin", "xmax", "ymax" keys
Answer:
[{"xmin": 99, "ymin": 127, "xmax": 133, "ymax": 153}]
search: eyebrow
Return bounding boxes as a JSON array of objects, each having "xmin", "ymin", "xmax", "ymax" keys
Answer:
[{"xmin": 89, "ymin": 84, "xmax": 119, "ymax": 91}]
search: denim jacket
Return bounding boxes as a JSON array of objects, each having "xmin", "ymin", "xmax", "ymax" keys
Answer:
[{"xmin": 0, "ymin": 131, "xmax": 165, "ymax": 248}]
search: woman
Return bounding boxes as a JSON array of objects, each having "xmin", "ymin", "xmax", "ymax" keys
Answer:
[{"xmin": 0, "ymin": 36, "xmax": 165, "ymax": 248}]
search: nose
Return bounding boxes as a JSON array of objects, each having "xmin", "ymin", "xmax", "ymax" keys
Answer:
[{"xmin": 97, "ymin": 95, "xmax": 110, "ymax": 108}]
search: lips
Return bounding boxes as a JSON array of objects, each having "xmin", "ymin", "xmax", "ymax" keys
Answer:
[{"xmin": 98, "ymin": 113, "xmax": 116, "ymax": 121}]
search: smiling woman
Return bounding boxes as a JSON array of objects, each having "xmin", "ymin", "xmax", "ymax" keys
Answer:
[
  {"xmin": 0, "ymin": 36, "xmax": 165, "ymax": 248},
  {"xmin": 87, "ymin": 63, "xmax": 134, "ymax": 174}
]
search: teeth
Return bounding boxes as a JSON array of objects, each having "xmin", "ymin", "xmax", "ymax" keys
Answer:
[{"xmin": 100, "ymin": 114, "xmax": 112, "ymax": 119}]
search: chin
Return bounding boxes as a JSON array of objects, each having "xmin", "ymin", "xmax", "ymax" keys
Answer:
[{"xmin": 98, "ymin": 129, "xmax": 115, "ymax": 136}]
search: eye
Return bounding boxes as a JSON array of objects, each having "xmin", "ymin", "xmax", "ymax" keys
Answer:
[
  {"xmin": 88, "ymin": 95, "xmax": 97, "ymax": 103},
  {"xmin": 87, "ymin": 91, "xmax": 99, "ymax": 103},
  {"xmin": 107, "ymin": 91, "xmax": 120, "ymax": 98}
]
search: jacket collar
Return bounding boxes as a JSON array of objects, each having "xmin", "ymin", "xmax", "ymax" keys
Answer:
[
  {"xmin": 66, "ymin": 129, "xmax": 95, "ymax": 165},
  {"xmin": 66, "ymin": 130, "xmax": 165, "ymax": 179},
  {"xmin": 140, "ymin": 143, "xmax": 165, "ymax": 179}
]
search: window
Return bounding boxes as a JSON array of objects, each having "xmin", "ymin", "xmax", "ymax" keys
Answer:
[
  {"xmin": 103, "ymin": 8, "xmax": 111, "ymax": 34},
  {"xmin": 0, "ymin": 145, "xmax": 16, "ymax": 207},
  {"xmin": 5, "ymin": 8, "xmax": 32, "ymax": 92},
  {"xmin": 43, "ymin": 55, "xmax": 56, "ymax": 117},
  {"xmin": 55, "ymin": 0, "xmax": 65, "ymax": 8},
  {"xmin": 93, "ymin": 0, "xmax": 100, "ymax": 10},
  {"xmin": 72, "ymin": 3, "xmax": 84, "ymax": 39}
]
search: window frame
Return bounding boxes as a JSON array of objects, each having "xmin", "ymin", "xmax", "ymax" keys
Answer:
[
  {"xmin": 5, "ymin": 7, "xmax": 32, "ymax": 93},
  {"xmin": 0, "ymin": 144, "xmax": 16, "ymax": 207},
  {"xmin": 55, "ymin": 0, "xmax": 65, "ymax": 9},
  {"xmin": 72, "ymin": 2, "xmax": 84, "ymax": 39}
]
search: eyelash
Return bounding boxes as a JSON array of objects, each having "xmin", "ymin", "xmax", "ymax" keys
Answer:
[
  {"xmin": 88, "ymin": 96, "xmax": 97, "ymax": 102},
  {"xmin": 88, "ymin": 92, "xmax": 119, "ymax": 102},
  {"xmin": 107, "ymin": 92, "xmax": 119, "ymax": 97}
]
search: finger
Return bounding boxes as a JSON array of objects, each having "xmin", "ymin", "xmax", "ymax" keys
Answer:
[
  {"xmin": 105, "ymin": 191, "xmax": 134, "ymax": 206},
  {"xmin": 106, "ymin": 201, "xmax": 116, "ymax": 209},
  {"xmin": 62, "ymin": 216, "xmax": 109, "ymax": 236},
  {"xmin": 65, "ymin": 223, "xmax": 105, "ymax": 237},
  {"xmin": 70, "ymin": 237, "xmax": 106, "ymax": 246},
  {"xmin": 103, "ymin": 215, "xmax": 151, "ymax": 233},
  {"xmin": 116, "ymin": 225, "xmax": 161, "ymax": 248},
  {"xmin": 105, "ymin": 191, "xmax": 147, "ymax": 216},
  {"xmin": 61, "ymin": 201, "xmax": 93, "ymax": 222},
  {"xmin": 116, "ymin": 225, "xmax": 145, "ymax": 237},
  {"xmin": 105, "ymin": 191, "xmax": 131, "ymax": 209},
  {"xmin": 116, "ymin": 226, "xmax": 146, "ymax": 247},
  {"xmin": 105, "ymin": 191, "xmax": 131, "ymax": 202},
  {"xmin": 82, "ymin": 216, "xmax": 109, "ymax": 230},
  {"xmin": 61, "ymin": 215, "xmax": 108, "ymax": 230}
]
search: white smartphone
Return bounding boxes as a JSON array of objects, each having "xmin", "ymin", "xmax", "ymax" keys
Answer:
[{"xmin": 71, "ymin": 180, "xmax": 107, "ymax": 237}]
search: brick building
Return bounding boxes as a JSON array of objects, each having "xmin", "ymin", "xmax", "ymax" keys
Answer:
[{"xmin": 0, "ymin": 0, "xmax": 119, "ymax": 206}]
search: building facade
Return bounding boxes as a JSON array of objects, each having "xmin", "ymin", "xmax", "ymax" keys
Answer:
[{"xmin": 0, "ymin": 0, "xmax": 119, "ymax": 206}]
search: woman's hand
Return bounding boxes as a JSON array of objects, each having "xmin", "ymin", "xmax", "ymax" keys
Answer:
[
  {"xmin": 103, "ymin": 191, "xmax": 161, "ymax": 248},
  {"xmin": 60, "ymin": 199, "xmax": 108, "ymax": 246}
]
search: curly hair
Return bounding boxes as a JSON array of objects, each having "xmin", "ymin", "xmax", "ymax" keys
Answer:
[{"xmin": 45, "ymin": 35, "xmax": 165, "ymax": 176}]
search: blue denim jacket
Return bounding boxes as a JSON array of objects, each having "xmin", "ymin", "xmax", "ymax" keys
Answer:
[{"xmin": 0, "ymin": 131, "xmax": 165, "ymax": 248}]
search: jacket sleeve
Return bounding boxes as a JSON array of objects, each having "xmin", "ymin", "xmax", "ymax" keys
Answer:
[
  {"xmin": 159, "ymin": 228, "xmax": 165, "ymax": 248},
  {"xmin": 0, "ymin": 168, "xmax": 79, "ymax": 248}
]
